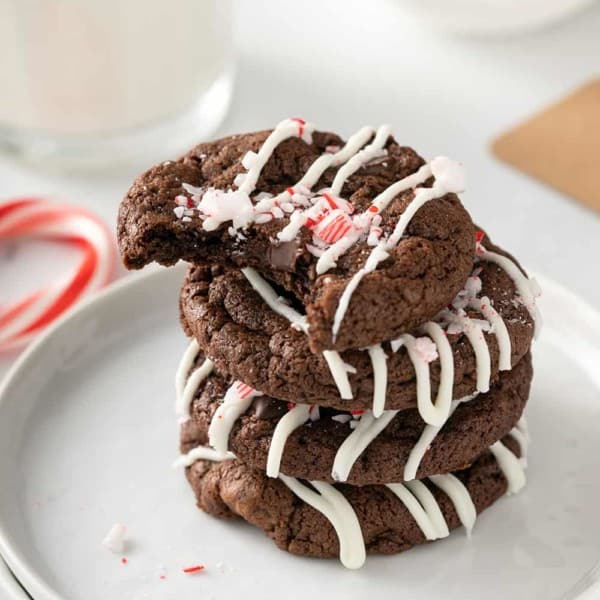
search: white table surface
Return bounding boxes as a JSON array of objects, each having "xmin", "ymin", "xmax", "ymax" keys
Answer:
[{"xmin": 1, "ymin": 0, "xmax": 599, "ymax": 383}]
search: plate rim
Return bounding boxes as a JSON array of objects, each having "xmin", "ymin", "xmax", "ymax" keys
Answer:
[{"xmin": 0, "ymin": 268, "xmax": 598, "ymax": 600}]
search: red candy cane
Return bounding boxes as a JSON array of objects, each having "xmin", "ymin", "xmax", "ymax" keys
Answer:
[{"xmin": 0, "ymin": 197, "xmax": 115, "ymax": 352}]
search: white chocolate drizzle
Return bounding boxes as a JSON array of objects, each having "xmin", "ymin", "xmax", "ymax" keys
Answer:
[
  {"xmin": 476, "ymin": 241, "xmax": 542, "ymax": 338},
  {"xmin": 208, "ymin": 381, "xmax": 263, "ymax": 456},
  {"xmin": 175, "ymin": 339, "xmax": 214, "ymax": 422},
  {"xmin": 176, "ymin": 422, "xmax": 529, "ymax": 570},
  {"xmin": 469, "ymin": 296, "xmax": 512, "ymax": 371},
  {"xmin": 331, "ymin": 409, "xmax": 399, "ymax": 482},
  {"xmin": 329, "ymin": 125, "xmax": 391, "ymax": 196},
  {"xmin": 443, "ymin": 309, "xmax": 491, "ymax": 393},
  {"xmin": 279, "ymin": 475, "xmax": 366, "ymax": 570},
  {"xmin": 173, "ymin": 445, "xmax": 235, "ymax": 468},
  {"xmin": 403, "ymin": 393, "xmax": 478, "ymax": 481},
  {"xmin": 266, "ymin": 404, "xmax": 312, "ymax": 477},
  {"xmin": 428, "ymin": 474, "xmax": 477, "ymax": 536},
  {"xmin": 367, "ymin": 344, "xmax": 388, "ymax": 417},
  {"xmin": 391, "ymin": 333, "xmax": 450, "ymax": 427},
  {"xmin": 386, "ymin": 480, "xmax": 449, "ymax": 540},
  {"xmin": 331, "ymin": 157, "xmax": 466, "ymax": 340},
  {"xmin": 238, "ymin": 118, "xmax": 314, "ymax": 195},
  {"xmin": 489, "ymin": 439, "xmax": 526, "ymax": 495},
  {"xmin": 241, "ymin": 266, "xmax": 354, "ymax": 399}
]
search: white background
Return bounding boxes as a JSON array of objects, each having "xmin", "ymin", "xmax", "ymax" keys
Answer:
[{"xmin": 1, "ymin": 0, "xmax": 600, "ymax": 379}]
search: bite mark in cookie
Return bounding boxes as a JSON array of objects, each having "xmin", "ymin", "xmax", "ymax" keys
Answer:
[{"xmin": 118, "ymin": 120, "xmax": 475, "ymax": 353}]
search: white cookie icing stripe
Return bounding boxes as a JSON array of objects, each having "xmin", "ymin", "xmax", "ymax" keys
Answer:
[
  {"xmin": 391, "ymin": 333, "xmax": 448, "ymax": 426},
  {"xmin": 266, "ymin": 404, "xmax": 312, "ymax": 478},
  {"xmin": 367, "ymin": 344, "xmax": 388, "ymax": 417},
  {"xmin": 403, "ymin": 393, "xmax": 478, "ymax": 481},
  {"xmin": 477, "ymin": 243, "xmax": 542, "ymax": 338},
  {"xmin": 178, "ymin": 359, "xmax": 214, "ymax": 423},
  {"xmin": 329, "ymin": 125, "xmax": 391, "ymax": 196},
  {"xmin": 428, "ymin": 474, "xmax": 477, "ymax": 537},
  {"xmin": 508, "ymin": 416, "xmax": 529, "ymax": 467},
  {"xmin": 489, "ymin": 440, "xmax": 526, "ymax": 495},
  {"xmin": 176, "ymin": 432, "xmax": 528, "ymax": 569},
  {"xmin": 260, "ymin": 125, "xmax": 375, "ymax": 221},
  {"xmin": 241, "ymin": 267, "xmax": 354, "ymax": 400},
  {"xmin": 208, "ymin": 381, "xmax": 263, "ymax": 456},
  {"xmin": 175, "ymin": 339, "xmax": 201, "ymax": 399},
  {"xmin": 331, "ymin": 410, "xmax": 399, "ymax": 482},
  {"xmin": 322, "ymin": 351, "xmax": 356, "ymax": 399},
  {"xmin": 173, "ymin": 446, "xmax": 235, "ymax": 468},
  {"xmin": 240, "ymin": 266, "xmax": 308, "ymax": 332},
  {"xmin": 385, "ymin": 483, "xmax": 442, "ymax": 540},
  {"xmin": 387, "ymin": 480, "xmax": 449, "ymax": 540},
  {"xmin": 238, "ymin": 118, "xmax": 314, "ymax": 195},
  {"xmin": 444, "ymin": 310, "xmax": 492, "ymax": 393},
  {"xmin": 175, "ymin": 340, "xmax": 214, "ymax": 422},
  {"xmin": 470, "ymin": 296, "xmax": 512, "ymax": 371},
  {"xmin": 315, "ymin": 162, "xmax": 434, "ymax": 274},
  {"xmin": 421, "ymin": 320, "xmax": 455, "ymax": 408},
  {"xmin": 330, "ymin": 157, "xmax": 466, "ymax": 338},
  {"xmin": 279, "ymin": 475, "xmax": 366, "ymax": 570}
]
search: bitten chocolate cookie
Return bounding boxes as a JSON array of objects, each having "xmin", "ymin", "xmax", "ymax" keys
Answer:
[
  {"xmin": 179, "ymin": 233, "xmax": 534, "ymax": 413},
  {"xmin": 182, "ymin": 436, "xmax": 524, "ymax": 565},
  {"xmin": 180, "ymin": 351, "xmax": 532, "ymax": 485},
  {"xmin": 118, "ymin": 121, "xmax": 475, "ymax": 352}
]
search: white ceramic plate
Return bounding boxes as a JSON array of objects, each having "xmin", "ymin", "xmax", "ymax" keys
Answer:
[
  {"xmin": 0, "ymin": 265, "xmax": 599, "ymax": 600},
  {"xmin": 0, "ymin": 558, "xmax": 29, "ymax": 599}
]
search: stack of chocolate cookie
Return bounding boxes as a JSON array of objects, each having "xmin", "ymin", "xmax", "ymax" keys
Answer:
[{"xmin": 117, "ymin": 119, "xmax": 540, "ymax": 569}]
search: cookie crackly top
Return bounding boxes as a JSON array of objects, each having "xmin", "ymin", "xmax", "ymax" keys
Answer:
[{"xmin": 118, "ymin": 119, "xmax": 474, "ymax": 352}]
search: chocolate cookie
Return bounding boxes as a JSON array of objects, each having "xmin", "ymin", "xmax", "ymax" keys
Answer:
[
  {"xmin": 179, "ymin": 235, "xmax": 534, "ymax": 412},
  {"xmin": 179, "ymin": 351, "xmax": 531, "ymax": 485},
  {"xmin": 118, "ymin": 122, "xmax": 475, "ymax": 352},
  {"xmin": 183, "ymin": 436, "xmax": 524, "ymax": 565}
]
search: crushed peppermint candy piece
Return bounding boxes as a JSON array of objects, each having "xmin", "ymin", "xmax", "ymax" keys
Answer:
[
  {"xmin": 332, "ymin": 414, "xmax": 352, "ymax": 424},
  {"xmin": 309, "ymin": 405, "xmax": 320, "ymax": 421},
  {"xmin": 173, "ymin": 206, "xmax": 185, "ymax": 219},
  {"xmin": 413, "ymin": 337, "xmax": 439, "ymax": 363},
  {"xmin": 102, "ymin": 523, "xmax": 127, "ymax": 554},
  {"xmin": 198, "ymin": 188, "xmax": 254, "ymax": 232},
  {"xmin": 313, "ymin": 210, "xmax": 354, "ymax": 244},
  {"xmin": 182, "ymin": 565, "xmax": 205, "ymax": 574},
  {"xmin": 235, "ymin": 381, "xmax": 256, "ymax": 399}
]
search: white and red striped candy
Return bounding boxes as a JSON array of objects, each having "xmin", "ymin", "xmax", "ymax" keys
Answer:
[
  {"xmin": 235, "ymin": 381, "xmax": 256, "ymax": 399},
  {"xmin": 0, "ymin": 197, "xmax": 115, "ymax": 353},
  {"xmin": 313, "ymin": 210, "xmax": 354, "ymax": 244}
]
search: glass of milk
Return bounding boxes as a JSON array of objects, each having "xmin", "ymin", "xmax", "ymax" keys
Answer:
[{"xmin": 0, "ymin": 0, "xmax": 234, "ymax": 169}]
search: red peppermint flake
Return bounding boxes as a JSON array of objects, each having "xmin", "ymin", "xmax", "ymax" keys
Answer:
[
  {"xmin": 368, "ymin": 205, "xmax": 379, "ymax": 214},
  {"xmin": 322, "ymin": 192, "xmax": 354, "ymax": 214},
  {"xmin": 287, "ymin": 402, "xmax": 296, "ymax": 410},
  {"xmin": 121, "ymin": 557, "xmax": 128, "ymax": 565},
  {"xmin": 182, "ymin": 565, "xmax": 205, "ymax": 575},
  {"xmin": 235, "ymin": 381, "xmax": 255, "ymax": 399},
  {"xmin": 305, "ymin": 212, "xmax": 326, "ymax": 229},
  {"xmin": 475, "ymin": 230, "xmax": 485, "ymax": 244},
  {"xmin": 315, "ymin": 212, "xmax": 353, "ymax": 244},
  {"xmin": 291, "ymin": 117, "xmax": 306, "ymax": 137},
  {"xmin": 350, "ymin": 409, "xmax": 364, "ymax": 416},
  {"xmin": 286, "ymin": 187, "xmax": 295, "ymax": 196}
]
